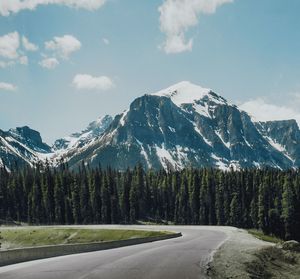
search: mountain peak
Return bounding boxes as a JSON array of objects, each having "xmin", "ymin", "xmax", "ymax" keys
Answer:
[
  {"xmin": 150, "ymin": 81, "xmax": 227, "ymax": 107},
  {"xmin": 8, "ymin": 126, "xmax": 51, "ymax": 154},
  {"xmin": 84, "ymin": 115, "xmax": 113, "ymax": 133},
  {"xmin": 52, "ymin": 114, "xmax": 113, "ymax": 152}
]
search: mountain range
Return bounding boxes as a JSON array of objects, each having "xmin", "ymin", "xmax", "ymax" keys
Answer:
[{"xmin": 1, "ymin": 81, "xmax": 299, "ymax": 171}]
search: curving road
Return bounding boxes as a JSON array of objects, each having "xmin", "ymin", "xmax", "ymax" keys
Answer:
[{"xmin": 0, "ymin": 225, "xmax": 228, "ymax": 279}]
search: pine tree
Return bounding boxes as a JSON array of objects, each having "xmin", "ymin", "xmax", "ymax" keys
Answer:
[
  {"xmin": 282, "ymin": 174, "xmax": 296, "ymax": 240},
  {"xmin": 258, "ymin": 177, "xmax": 269, "ymax": 234},
  {"xmin": 31, "ymin": 177, "xmax": 45, "ymax": 224},
  {"xmin": 190, "ymin": 170, "xmax": 200, "ymax": 224},
  {"xmin": 199, "ymin": 170, "xmax": 208, "ymax": 224},
  {"xmin": 91, "ymin": 169, "xmax": 102, "ymax": 223},
  {"xmin": 129, "ymin": 178, "xmax": 138, "ymax": 223},
  {"xmin": 43, "ymin": 161, "xmax": 55, "ymax": 224},
  {"xmin": 177, "ymin": 174, "xmax": 190, "ymax": 224},
  {"xmin": 230, "ymin": 192, "xmax": 241, "ymax": 227},
  {"xmin": 54, "ymin": 175, "xmax": 65, "ymax": 224},
  {"xmin": 72, "ymin": 178, "xmax": 82, "ymax": 224},
  {"xmin": 121, "ymin": 169, "xmax": 131, "ymax": 223},
  {"xmin": 101, "ymin": 172, "xmax": 111, "ymax": 224},
  {"xmin": 215, "ymin": 172, "xmax": 225, "ymax": 225},
  {"xmin": 80, "ymin": 173, "xmax": 92, "ymax": 224}
]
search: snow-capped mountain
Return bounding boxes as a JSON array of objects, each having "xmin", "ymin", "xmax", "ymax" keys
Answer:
[
  {"xmin": 1, "ymin": 81, "xmax": 300, "ymax": 171},
  {"xmin": 0, "ymin": 116, "xmax": 113, "ymax": 170},
  {"xmin": 0, "ymin": 126, "xmax": 51, "ymax": 170},
  {"xmin": 256, "ymin": 120, "xmax": 300, "ymax": 165},
  {"xmin": 53, "ymin": 115, "xmax": 113, "ymax": 152},
  {"xmin": 61, "ymin": 81, "xmax": 299, "ymax": 171}
]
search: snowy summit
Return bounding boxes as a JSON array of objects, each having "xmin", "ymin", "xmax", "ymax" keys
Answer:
[{"xmin": 150, "ymin": 81, "xmax": 226, "ymax": 107}]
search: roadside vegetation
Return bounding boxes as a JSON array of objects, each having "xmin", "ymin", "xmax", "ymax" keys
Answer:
[
  {"xmin": 248, "ymin": 229, "xmax": 283, "ymax": 244},
  {"xmin": 246, "ymin": 243, "xmax": 300, "ymax": 279},
  {"xmin": 210, "ymin": 228, "xmax": 300, "ymax": 279},
  {"xmin": 0, "ymin": 228, "xmax": 169, "ymax": 250},
  {"xmin": 246, "ymin": 230, "xmax": 300, "ymax": 278}
]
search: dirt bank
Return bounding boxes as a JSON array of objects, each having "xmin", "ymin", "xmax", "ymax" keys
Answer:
[{"xmin": 209, "ymin": 229, "xmax": 300, "ymax": 279}]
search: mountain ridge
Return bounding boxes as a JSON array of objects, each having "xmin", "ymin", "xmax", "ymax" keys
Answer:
[{"xmin": 1, "ymin": 81, "xmax": 299, "ymax": 171}]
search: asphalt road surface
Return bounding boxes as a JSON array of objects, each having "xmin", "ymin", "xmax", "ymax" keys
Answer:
[{"xmin": 0, "ymin": 225, "xmax": 228, "ymax": 279}]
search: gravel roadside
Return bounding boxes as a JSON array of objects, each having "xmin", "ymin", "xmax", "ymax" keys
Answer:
[{"xmin": 207, "ymin": 227, "xmax": 273, "ymax": 278}]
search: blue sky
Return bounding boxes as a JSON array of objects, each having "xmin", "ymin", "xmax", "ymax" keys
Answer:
[{"xmin": 0, "ymin": 0, "xmax": 300, "ymax": 144}]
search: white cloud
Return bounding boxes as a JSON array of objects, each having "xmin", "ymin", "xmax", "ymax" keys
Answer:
[
  {"xmin": 0, "ymin": 32, "xmax": 33, "ymax": 66},
  {"xmin": 0, "ymin": 61, "xmax": 15, "ymax": 68},
  {"xmin": 0, "ymin": 32, "xmax": 20, "ymax": 59},
  {"xmin": 39, "ymin": 57, "xmax": 59, "ymax": 69},
  {"xmin": 159, "ymin": 0, "xmax": 233, "ymax": 54},
  {"xmin": 0, "ymin": 82, "xmax": 17, "ymax": 91},
  {"xmin": 22, "ymin": 36, "xmax": 38, "ymax": 51},
  {"xmin": 72, "ymin": 74, "xmax": 114, "ymax": 91},
  {"xmin": 0, "ymin": 0, "xmax": 107, "ymax": 16},
  {"xmin": 19, "ymin": 56, "xmax": 29, "ymax": 65},
  {"xmin": 45, "ymin": 35, "xmax": 81, "ymax": 59},
  {"xmin": 103, "ymin": 38, "xmax": 110, "ymax": 45},
  {"xmin": 240, "ymin": 98, "xmax": 300, "ymax": 125},
  {"xmin": 162, "ymin": 34, "xmax": 193, "ymax": 54}
]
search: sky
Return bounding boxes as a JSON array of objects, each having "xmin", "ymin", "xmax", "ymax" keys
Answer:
[{"xmin": 0, "ymin": 0, "xmax": 300, "ymax": 144}]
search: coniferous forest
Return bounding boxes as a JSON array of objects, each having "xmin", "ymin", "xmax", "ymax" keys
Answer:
[{"xmin": 0, "ymin": 162, "xmax": 299, "ymax": 241}]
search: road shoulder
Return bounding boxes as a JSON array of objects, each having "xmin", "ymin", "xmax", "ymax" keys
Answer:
[{"xmin": 207, "ymin": 228, "xmax": 273, "ymax": 278}]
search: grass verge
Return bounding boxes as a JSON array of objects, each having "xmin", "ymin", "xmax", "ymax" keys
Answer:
[
  {"xmin": 0, "ymin": 228, "xmax": 170, "ymax": 250},
  {"xmin": 248, "ymin": 229, "xmax": 283, "ymax": 244}
]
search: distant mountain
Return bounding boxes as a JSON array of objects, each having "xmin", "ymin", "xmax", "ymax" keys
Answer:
[
  {"xmin": 1, "ymin": 81, "xmax": 300, "ymax": 171},
  {"xmin": 256, "ymin": 120, "xmax": 300, "ymax": 165},
  {"xmin": 60, "ymin": 81, "xmax": 299, "ymax": 171},
  {"xmin": 53, "ymin": 115, "xmax": 113, "ymax": 152},
  {"xmin": 0, "ymin": 126, "xmax": 51, "ymax": 170}
]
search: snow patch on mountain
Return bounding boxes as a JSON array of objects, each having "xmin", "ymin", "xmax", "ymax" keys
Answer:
[
  {"xmin": 151, "ymin": 81, "xmax": 228, "ymax": 106},
  {"xmin": 264, "ymin": 136, "xmax": 294, "ymax": 162},
  {"xmin": 151, "ymin": 81, "xmax": 211, "ymax": 105},
  {"xmin": 135, "ymin": 139, "xmax": 152, "ymax": 168},
  {"xmin": 193, "ymin": 125, "xmax": 213, "ymax": 146},
  {"xmin": 53, "ymin": 115, "xmax": 113, "ymax": 153},
  {"xmin": 155, "ymin": 144, "xmax": 185, "ymax": 170},
  {"xmin": 120, "ymin": 110, "xmax": 129, "ymax": 126},
  {"xmin": 216, "ymin": 130, "xmax": 230, "ymax": 149},
  {"xmin": 211, "ymin": 154, "xmax": 229, "ymax": 171}
]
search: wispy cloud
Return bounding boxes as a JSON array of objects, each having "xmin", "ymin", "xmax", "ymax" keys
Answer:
[
  {"xmin": 72, "ymin": 74, "xmax": 114, "ymax": 91},
  {"xmin": 22, "ymin": 36, "xmax": 39, "ymax": 52},
  {"xmin": 158, "ymin": 0, "xmax": 233, "ymax": 54},
  {"xmin": 45, "ymin": 35, "xmax": 81, "ymax": 59},
  {"xmin": 39, "ymin": 57, "xmax": 59, "ymax": 69},
  {"xmin": 0, "ymin": 32, "xmax": 37, "ymax": 67},
  {"xmin": 240, "ymin": 97, "xmax": 300, "ymax": 125},
  {"xmin": 19, "ymin": 56, "xmax": 28, "ymax": 65},
  {"xmin": 0, "ymin": 61, "xmax": 15, "ymax": 68},
  {"xmin": 0, "ymin": 82, "xmax": 17, "ymax": 91},
  {"xmin": 102, "ymin": 38, "xmax": 110, "ymax": 45},
  {"xmin": 0, "ymin": 0, "xmax": 107, "ymax": 16},
  {"xmin": 0, "ymin": 32, "xmax": 20, "ymax": 59}
]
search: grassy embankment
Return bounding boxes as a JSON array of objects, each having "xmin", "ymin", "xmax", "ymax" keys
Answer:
[
  {"xmin": 247, "ymin": 229, "xmax": 300, "ymax": 279},
  {"xmin": 0, "ymin": 228, "xmax": 170, "ymax": 250},
  {"xmin": 248, "ymin": 229, "xmax": 283, "ymax": 244}
]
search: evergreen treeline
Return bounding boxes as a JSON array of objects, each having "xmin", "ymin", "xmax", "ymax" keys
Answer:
[{"xmin": 0, "ymin": 163, "xmax": 299, "ymax": 241}]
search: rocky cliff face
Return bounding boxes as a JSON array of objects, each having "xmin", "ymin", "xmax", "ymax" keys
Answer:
[
  {"xmin": 256, "ymin": 120, "xmax": 300, "ymax": 165},
  {"xmin": 0, "ymin": 126, "xmax": 51, "ymax": 170}
]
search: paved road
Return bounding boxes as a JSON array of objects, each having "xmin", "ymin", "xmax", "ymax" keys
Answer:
[{"xmin": 0, "ymin": 225, "xmax": 227, "ymax": 279}]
